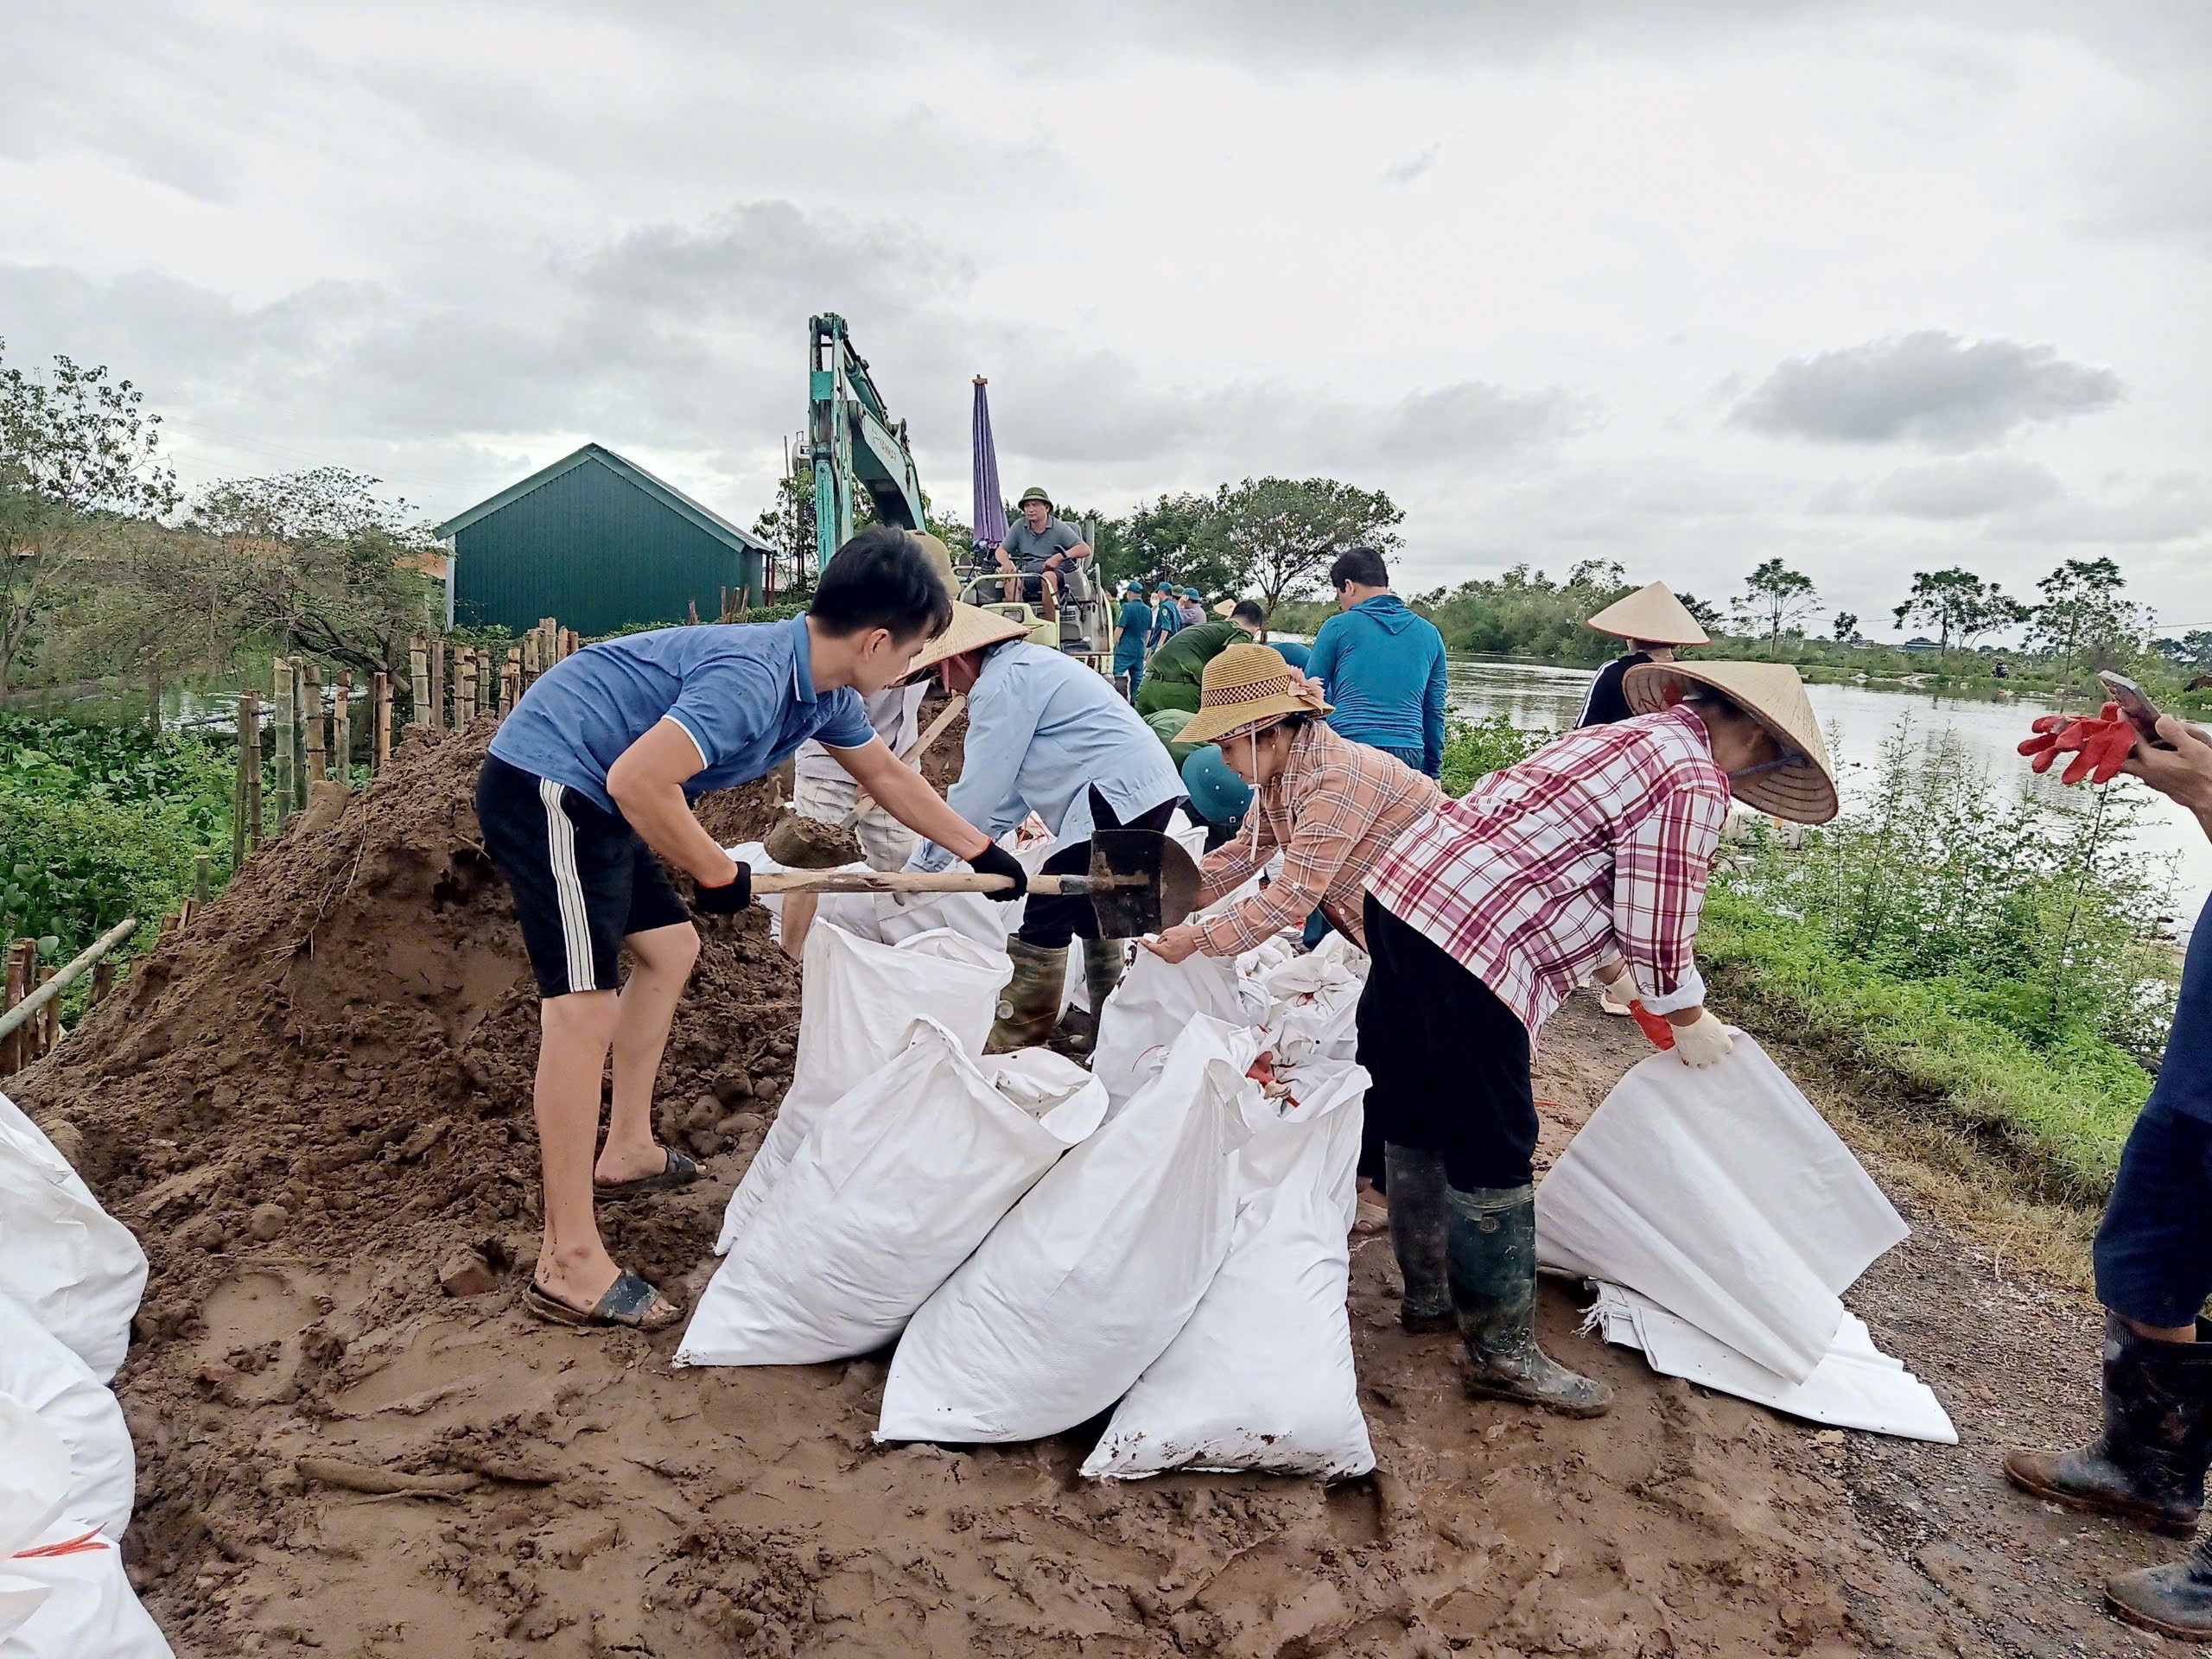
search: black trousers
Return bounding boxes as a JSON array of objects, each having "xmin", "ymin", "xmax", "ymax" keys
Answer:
[
  {"xmin": 1356, "ymin": 893, "xmax": 1538, "ymax": 1191},
  {"xmin": 1018, "ymin": 788, "xmax": 1180, "ymax": 950}
]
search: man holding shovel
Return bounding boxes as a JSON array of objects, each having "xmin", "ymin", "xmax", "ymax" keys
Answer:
[
  {"xmin": 476, "ymin": 528, "xmax": 1027, "ymax": 1332},
  {"xmin": 899, "ymin": 601, "xmax": 1183, "ymax": 1050}
]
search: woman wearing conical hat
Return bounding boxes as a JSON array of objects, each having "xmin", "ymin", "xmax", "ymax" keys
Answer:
[
  {"xmin": 1576, "ymin": 581, "xmax": 1711, "ymax": 728},
  {"xmin": 1361, "ymin": 660, "xmax": 1838, "ymax": 1420}
]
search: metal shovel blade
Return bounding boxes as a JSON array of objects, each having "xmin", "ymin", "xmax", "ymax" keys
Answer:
[{"xmin": 1085, "ymin": 829, "xmax": 1203, "ymax": 936}]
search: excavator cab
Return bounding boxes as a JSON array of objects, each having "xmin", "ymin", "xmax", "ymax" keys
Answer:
[{"xmin": 953, "ymin": 561, "xmax": 1111, "ymax": 670}]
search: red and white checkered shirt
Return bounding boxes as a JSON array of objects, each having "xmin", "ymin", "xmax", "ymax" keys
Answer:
[
  {"xmin": 1194, "ymin": 721, "xmax": 1444, "ymax": 957},
  {"xmin": 1367, "ymin": 703, "xmax": 1732, "ymax": 1034}
]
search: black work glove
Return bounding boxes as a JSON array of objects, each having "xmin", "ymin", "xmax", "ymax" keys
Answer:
[
  {"xmin": 963, "ymin": 841, "xmax": 1029, "ymax": 903},
  {"xmin": 691, "ymin": 859, "xmax": 752, "ymax": 923}
]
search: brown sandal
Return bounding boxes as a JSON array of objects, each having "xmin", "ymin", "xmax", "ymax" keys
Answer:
[{"xmin": 523, "ymin": 1270, "xmax": 682, "ymax": 1332}]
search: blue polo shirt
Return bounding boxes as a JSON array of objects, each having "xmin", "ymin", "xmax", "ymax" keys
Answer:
[
  {"xmin": 487, "ymin": 617, "xmax": 874, "ymax": 813},
  {"xmin": 2149, "ymin": 897, "xmax": 2212, "ymax": 1123}
]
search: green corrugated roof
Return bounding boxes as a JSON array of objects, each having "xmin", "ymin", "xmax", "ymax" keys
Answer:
[{"xmin": 434, "ymin": 442, "xmax": 773, "ymax": 556}]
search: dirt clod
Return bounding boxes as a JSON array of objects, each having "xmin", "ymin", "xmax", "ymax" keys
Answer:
[
  {"xmin": 438, "ymin": 1250, "xmax": 499, "ymax": 1298},
  {"xmin": 246, "ymin": 1202, "xmax": 288, "ymax": 1242},
  {"xmin": 762, "ymin": 811, "xmax": 862, "ymax": 870}
]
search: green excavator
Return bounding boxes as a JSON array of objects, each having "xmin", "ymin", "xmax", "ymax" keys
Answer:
[{"xmin": 807, "ymin": 313, "xmax": 1109, "ymax": 669}]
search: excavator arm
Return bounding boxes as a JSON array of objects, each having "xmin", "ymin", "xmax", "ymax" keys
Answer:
[{"xmin": 810, "ymin": 313, "xmax": 926, "ymax": 575}]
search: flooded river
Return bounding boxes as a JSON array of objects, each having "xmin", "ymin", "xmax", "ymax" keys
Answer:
[{"xmin": 1448, "ymin": 654, "xmax": 2212, "ymax": 931}]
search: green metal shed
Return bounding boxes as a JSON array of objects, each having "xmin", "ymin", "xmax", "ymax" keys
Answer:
[{"xmin": 435, "ymin": 442, "xmax": 770, "ymax": 636}]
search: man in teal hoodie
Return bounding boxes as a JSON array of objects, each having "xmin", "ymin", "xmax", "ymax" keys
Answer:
[{"xmin": 1304, "ymin": 546, "xmax": 1447, "ymax": 778}]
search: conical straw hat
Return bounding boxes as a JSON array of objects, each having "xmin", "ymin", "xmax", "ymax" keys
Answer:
[
  {"xmin": 1176, "ymin": 644, "xmax": 1333, "ymax": 748},
  {"xmin": 1586, "ymin": 581, "xmax": 1711, "ymax": 647},
  {"xmin": 1623, "ymin": 659, "xmax": 1838, "ymax": 823},
  {"xmin": 900, "ymin": 601, "xmax": 1031, "ymax": 680}
]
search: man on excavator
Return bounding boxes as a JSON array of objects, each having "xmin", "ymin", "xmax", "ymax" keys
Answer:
[{"xmin": 995, "ymin": 486, "xmax": 1092, "ymax": 622}]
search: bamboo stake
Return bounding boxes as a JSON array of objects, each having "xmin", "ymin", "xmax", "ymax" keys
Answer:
[
  {"xmin": 194, "ymin": 855, "xmax": 212, "ymax": 906},
  {"xmin": 688, "ymin": 598, "xmax": 700, "ymax": 626},
  {"xmin": 0, "ymin": 918, "xmax": 138, "ymax": 1051},
  {"xmin": 90, "ymin": 957, "xmax": 115, "ymax": 1007},
  {"xmin": 271, "ymin": 659, "xmax": 294, "ymax": 827},
  {"xmin": 410, "ymin": 636, "xmax": 429, "ymax": 726},
  {"xmin": 231, "ymin": 702, "xmax": 250, "ymax": 870},
  {"xmin": 302, "ymin": 664, "xmax": 327, "ymax": 785},
  {"xmin": 429, "ymin": 639, "xmax": 448, "ymax": 730},
  {"xmin": 333, "ymin": 671, "xmax": 353, "ymax": 784},
  {"xmin": 33, "ymin": 969, "xmax": 55, "ymax": 1058},
  {"xmin": 522, "ymin": 630, "xmax": 539, "ymax": 680},
  {"xmin": 242, "ymin": 690, "xmax": 263, "ymax": 847},
  {"xmin": 503, "ymin": 647, "xmax": 521, "ymax": 715},
  {"xmin": 459, "ymin": 652, "xmax": 478, "ymax": 722},
  {"xmin": 372, "ymin": 671, "xmax": 392, "ymax": 772},
  {"xmin": 2, "ymin": 941, "xmax": 29, "ymax": 1074}
]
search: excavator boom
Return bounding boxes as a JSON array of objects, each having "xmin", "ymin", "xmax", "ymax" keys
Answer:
[{"xmin": 810, "ymin": 313, "xmax": 927, "ymax": 574}]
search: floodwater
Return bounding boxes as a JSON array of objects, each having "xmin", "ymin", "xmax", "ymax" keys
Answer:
[{"xmin": 1449, "ymin": 654, "xmax": 2212, "ymax": 933}]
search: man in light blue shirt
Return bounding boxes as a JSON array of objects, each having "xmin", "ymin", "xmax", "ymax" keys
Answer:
[
  {"xmin": 906, "ymin": 602, "xmax": 1184, "ymax": 1049},
  {"xmin": 476, "ymin": 528, "xmax": 1026, "ymax": 1333}
]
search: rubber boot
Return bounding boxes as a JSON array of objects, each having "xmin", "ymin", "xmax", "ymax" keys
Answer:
[
  {"xmin": 1385, "ymin": 1144, "xmax": 1452, "ymax": 1332},
  {"xmin": 2004, "ymin": 1315, "xmax": 2212, "ymax": 1536},
  {"xmin": 2108, "ymin": 1535, "xmax": 2212, "ymax": 1643},
  {"xmin": 987, "ymin": 938, "xmax": 1067, "ymax": 1054},
  {"xmin": 1446, "ymin": 1184, "xmax": 1613, "ymax": 1418},
  {"xmin": 1065, "ymin": 936, "xmax": 1131, "ymax": 1053}
]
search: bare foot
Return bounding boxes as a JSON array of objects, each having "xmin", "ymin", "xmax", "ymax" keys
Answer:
[
  {"xmin": 533, "ymin": 1242, "xmax": 621, "ymax": 1315},
  {"xmin": 593, "ymin": 1137, "xmax": 670, "ymax": 1187}
]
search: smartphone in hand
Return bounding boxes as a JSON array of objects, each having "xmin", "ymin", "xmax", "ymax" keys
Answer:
[{"xmin": 2096, "ymin": 671, "xmax": 2178, "ymax": 750}]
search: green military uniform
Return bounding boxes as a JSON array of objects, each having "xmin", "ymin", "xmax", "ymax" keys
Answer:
[{"xmin": 1133, "ymin": 620, "xmax": 1245, "ymax": 717}]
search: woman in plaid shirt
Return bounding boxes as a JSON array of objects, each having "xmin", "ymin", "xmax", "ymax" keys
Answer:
[
  {"xmin": 1363, "ymin": 660, "xmax": 1838, "ymax": 1418},
  {"xmin": 1142, "ymin": 644, "xmax": 1443, "ymax": 968}
]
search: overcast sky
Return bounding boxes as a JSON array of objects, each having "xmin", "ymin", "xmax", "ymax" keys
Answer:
[{"xmin": 4, "ymin": 1, "xmax": 2209, "ymax": 636}]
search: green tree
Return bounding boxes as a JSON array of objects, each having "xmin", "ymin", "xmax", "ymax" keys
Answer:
[
  {"xmin": 1892, "ymin": 567, "xmax": 2022, "ymax": 658},
  {"xmin": 2026, "ymin": 557, "xmax": 2146, "ymax": 669},
  {"xmin": 1676, "ymin": 591, "xmax": 1727, "ymax": 636},
  {"xmin": 0, "ymin": 342, "xmax": 181, "ymax": 692},
  {"xmin": 1832, "ymin": 610, "xmax": 1860, "ymax": 643},
  {"xmin": 2155, "ymin": 631, "xmax": 2212, "ymax": 671},
  {"xmin": 186, "ymin": 467, "xmax": 443, "ymax": 677},
  {"xmin": 1108, "ymin": 491, "xmax": 1234, "ymax": 595},
  {"xmin": 1736, "ymin": 558, "xmax": 1819, "ymax": 642},
  {"xmin": 1214, "ymin": 476, "xmax": 1403, "ymax": 617}
]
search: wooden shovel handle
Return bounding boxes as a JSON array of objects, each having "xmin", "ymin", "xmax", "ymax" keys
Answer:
[
  {"xmin": 850, "ymin": 693, "xmax": 966, "ymax": 816},
  {"xmin": 749, "ymin": 870, "xmax": 1135, "ymax": 898}
]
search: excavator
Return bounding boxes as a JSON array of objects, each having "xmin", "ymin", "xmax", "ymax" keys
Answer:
[{"xmin": 806, "ymin": 313, "xmax": 1109, "ymax": 670}]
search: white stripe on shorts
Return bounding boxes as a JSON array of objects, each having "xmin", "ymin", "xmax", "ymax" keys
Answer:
[{"xmin": 539, "ymin": 776, "xmax": 595, "ymax": 993}]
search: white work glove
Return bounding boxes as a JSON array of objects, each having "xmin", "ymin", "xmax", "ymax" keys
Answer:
[{"xmin": 1669, "ymin": 1008, "xmax": 1734, "ymax": 1069}]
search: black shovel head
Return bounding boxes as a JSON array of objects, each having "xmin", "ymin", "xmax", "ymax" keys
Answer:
[{"xmin": 1086, "ymin": 829, "xmax": 1204, "ymax": 937}]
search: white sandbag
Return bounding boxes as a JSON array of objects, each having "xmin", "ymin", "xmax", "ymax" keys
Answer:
[
  {"xmin": 1090, "ymin": 952, "xmax": 1266, "ymax": 1114},
  {"xmin": 1084, "ymin": 1077, "xmax": 1374, "ymax": 1480},
  {"xmin": 0, "ymin": 1394, "xmax": 71, "ymax": 1644},
  {"xmin": 1584, "ymin": 1283, "xmax": 1956, "ymax": 1444},
  {"xmin": 0, "ymin": 1093, "xmax": 147, "ymax": 1382},
  {"xmin": 1253, "ymin": 934, "xmax": 1367, "ymax": 1069},
  {"xmin": 0, "ymin": 1527, "xmax": 172, "ymax": 1659},
  {"xmin": 678, "ymin": 1027, "xmax": 1107, "ymax": 1368},
  {"xmin": 715, "ymin": 926, "xmax": 1011, "ymax": 1254},
  {"xmin": 0, "ymin": 1296, "xmax": 131, "ymax": 1541},
  {"xmin": 877, "ymin": 1016, "xmax": 1259, "ymax": 1445},
  {"xmin": 1534, "ymin": 1033, "xmax": 1908, "ymax": 1385}
]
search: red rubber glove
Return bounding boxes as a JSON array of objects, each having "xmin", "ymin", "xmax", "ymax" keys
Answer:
[
  {"xmin": 1627, "ymin": 1000, "xmax": 1676, "ymax": 1052},
  {"xmin": 2018, "ymin": 702, "xmax": 2133, "ymax": 786}
]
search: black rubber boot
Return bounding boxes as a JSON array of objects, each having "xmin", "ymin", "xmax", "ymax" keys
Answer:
[
  {"xmin": 1064, "ymin": 936, "xmax": 1131, "ymax": 1053},
  {"xmin": 2004, "ymin": 1315, "xmax": 2212, "ymax": 1536},
  {"xmin": 2108, "ymin": 1534, "xmax": 2212, "ymax": 1642},
  {"xmin": 987, "ymin": 939, "xmax": 1068, "ymax": 1054},
  {"xmin": 1385, "ymin": 1144, "xmax": 1452, "ymax": 1332},
  {"xmin": 1446, "ymin": 1184, "xmax": 1613, "ymax": 1418}
]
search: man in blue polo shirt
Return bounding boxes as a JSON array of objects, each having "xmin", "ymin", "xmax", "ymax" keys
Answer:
[{"xmin": 477, "ymin": 527, "xmax": 1027, "ymax": 1332}]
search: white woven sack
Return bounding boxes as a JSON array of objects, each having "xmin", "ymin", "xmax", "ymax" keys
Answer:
[
  {"xmin": 0, "ymin": 1295, "xmax": 131, "ymax": 1541},
  {"xmin": 678, "ymin": 1029, "xmax": 1106, "ymax": 1367},
  {"xmin": 0, "ymin": 1525, "xmax": 172, "ymax": 1659},
  {"xmin": 0, "ymin": 1093, "xmax": 147, "ymax": 1382},
  {"xmin": 1084, "ymin": 1085, "xmax": 1374, "ymax": 1480},
  {"xmin": 876, "ymin": 1016, "xmax": 1259, "ymax": 1445},
  {"xmin": 715, "ymin": 926, "xmax": 1011, "ymax": 1254},
  {"xmin": 0, "ymin": 1395, "xmax": 70, "ymax": 1643},
  {"xmin": 1090, "ymin": 951, "xmax": 1266, "ymax": 1115}
]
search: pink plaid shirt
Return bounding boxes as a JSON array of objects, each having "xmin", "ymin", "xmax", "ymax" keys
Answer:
[
  {"xmin": 1367, "ymin": 703, "xmax": 1731, "ymax": 1034},
  {"xmin": 1193, "ymin": 721, "xmax": 1444, "ymax": 956}
]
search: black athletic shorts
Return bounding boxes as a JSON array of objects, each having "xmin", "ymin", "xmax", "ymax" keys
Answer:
[{"xmin": 475, "ymin": 754, "xmax": 691, "ymax": 998}]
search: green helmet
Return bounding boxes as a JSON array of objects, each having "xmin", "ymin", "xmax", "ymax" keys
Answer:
[{"xmin": 1017, "ymin": 486, "xmax": 1052, "ymax": 509}]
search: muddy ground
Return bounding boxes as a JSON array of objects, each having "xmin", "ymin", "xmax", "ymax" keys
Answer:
[{"xmin": 10, "ymin": 715, "xmax": 2186, "ymax": 1657}]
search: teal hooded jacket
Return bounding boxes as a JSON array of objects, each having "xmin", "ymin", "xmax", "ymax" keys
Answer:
[{"xmin": 1304, "ymin": 595, "xmax": 1447, "ymax": 776}]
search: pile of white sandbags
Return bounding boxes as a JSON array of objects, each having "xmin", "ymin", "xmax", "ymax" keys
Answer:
[
  {"xmin": 682, "ymin": 909, "xmax": 1376, "ymax": 1482},
  {"xmin": 0, "ymin": 1092, "xmax": 169, "ymax": 1658}
]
